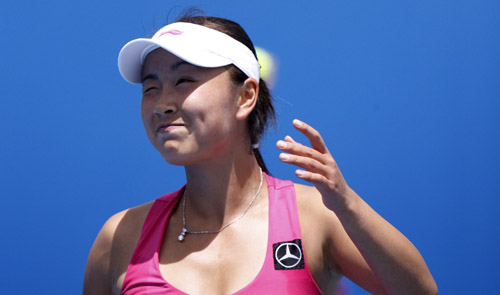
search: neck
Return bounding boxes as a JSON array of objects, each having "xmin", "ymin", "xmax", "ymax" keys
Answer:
[{"xmin": 183, "ymin": 151, "xmax": 264, "ymax": 225}]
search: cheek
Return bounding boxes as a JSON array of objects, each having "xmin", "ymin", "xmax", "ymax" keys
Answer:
[
  {"xmin": 201, "ymin": 85, "xmax": 238, "ymax": 112},
  {"xmin": 184, "ymin": 96, "xmax": 235, "ymax": 131},
  {"xmin": 141, "ymin": 96, "xmax": 154, "ymax": 117},
  {"xmin": 183, "ymin": 76, "xmax": 240, "ymax": 136},
  {"xmin": 140, "ymin": 100, "xmax": 155, "ymax": 135}
]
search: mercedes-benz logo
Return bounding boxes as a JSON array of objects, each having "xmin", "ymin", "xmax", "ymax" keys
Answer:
[{"xmin": 274, "ymin": 242, "xmax": 303, "ymax": 269}]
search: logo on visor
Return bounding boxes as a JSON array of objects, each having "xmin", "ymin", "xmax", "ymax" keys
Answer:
[
  {"xmin": 273, "ymin": 239, "xmax": 305, "ymax": 270},
  {"xmin": 158, "ymin": 30, "xmax": 183, "ymax": 38}
]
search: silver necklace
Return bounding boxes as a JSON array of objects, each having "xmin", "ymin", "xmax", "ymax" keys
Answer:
[{"xmin": 178, "ymin": 167, "xmax": 263, "ymax": 242}]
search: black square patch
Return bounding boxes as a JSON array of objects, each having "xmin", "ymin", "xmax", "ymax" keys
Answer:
[{"xmin": 273, "ymin": 239, "xmax": 305, "ymax": 270}]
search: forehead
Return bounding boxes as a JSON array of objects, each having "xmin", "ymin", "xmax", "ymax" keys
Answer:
[{"xmin": 141, "ymin": 48, "xmax": 190, "ymax": 75}]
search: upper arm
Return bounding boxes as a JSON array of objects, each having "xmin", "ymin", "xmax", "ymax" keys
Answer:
[
  {"xmin": 83, "ymin": 211, "xmax": 127, "ymax": 295},
  {"xmin": 325, "ymin": 213, "xmax": 387, "ymax": 295},
  {"xmin": 296, "ymin": 184, "xmax": 387, "ymax": 295},
  {"xmin": 83, "ymin": 202, "xmax": 154, "ymax": 295}
]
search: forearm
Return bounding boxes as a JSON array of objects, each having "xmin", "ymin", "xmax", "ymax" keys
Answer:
[
  {"xmin": 333, "ymin": 188, "xmax": 437, "ymax": 295},
  {"xmin": 275, "ymin": 119, "xmax": 437, "ymax": 294}
]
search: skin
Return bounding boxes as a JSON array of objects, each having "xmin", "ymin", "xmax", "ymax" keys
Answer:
[{"xmin": 84, "ymin": 49, "xmax": 437, "ymax": 295}]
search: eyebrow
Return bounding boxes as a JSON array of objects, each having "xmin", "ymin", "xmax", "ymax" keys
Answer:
[
  {"xmin": 141, "ymin": 74, "xmax": 158, "ymax": 84},
  {"xmin": 170, "ymin": 60, "xmax": 190, "ymax": 71},
  {"xmin": 141, "ymin": 61, "xmax": 191, "ymax": 84}
]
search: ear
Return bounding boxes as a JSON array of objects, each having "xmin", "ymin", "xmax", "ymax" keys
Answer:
[{"xmin": 235, "ymin": 78, "xmax": 259, "ymax": 121}]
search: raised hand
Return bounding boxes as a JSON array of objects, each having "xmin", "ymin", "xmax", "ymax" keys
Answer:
[
  {"xmin": 276, "ymin": 119, "xmax": 354, "ymax": 212},
  {"xmin": 277, "ymin": 119, "xmax": 438, "ymax": 294}
]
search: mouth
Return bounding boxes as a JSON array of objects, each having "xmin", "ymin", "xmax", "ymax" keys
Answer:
[{"xmin": 156, "ymin": 123, "xmax": 184, "ymax": 134}]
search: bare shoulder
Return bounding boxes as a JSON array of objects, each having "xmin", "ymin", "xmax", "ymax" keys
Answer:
[
  {"xmin": 293, "ymin": 183, "xmax": 334, "ymax": 252},
  {"xmin": 293, "ymin": 183, "xmax": 350, "ymax": 237},
  {"xmin": 83, "ymin": 201, "xmax": 154, "ymax": 295},
  {"xmin": 110, "ymin": 201, "xmax": 155, "ymax": 244},
  {"xmin": 294, "ymin": 183, "xmax": 337, "ymax": 224},
  {"xmin": 294, "ymin": 183, "xmax": 321, "ymax": 205},
  {"xmin": 293, "ymin": 183, "xmax": 371, "ymax": 264}
]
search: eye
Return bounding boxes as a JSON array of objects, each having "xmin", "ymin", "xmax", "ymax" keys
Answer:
[
  {"xmin": 176, "ymin": 77, "xmax": 194, "ymax": 86},
  {"xmin": 142, "ymin": 86, "xmax": 158, "ymax": 94}
]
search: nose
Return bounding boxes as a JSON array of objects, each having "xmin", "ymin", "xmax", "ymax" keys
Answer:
[
  {"xmin": 153, "ymin": 93, "xmax": 178, "ymax": 117},
  {"xmin": 153, "ymin": 104, "xmax": 177, "ymax": 116}
]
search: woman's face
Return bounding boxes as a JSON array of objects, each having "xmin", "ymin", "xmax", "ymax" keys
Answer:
[{"xmin": 140, "ymin": 49, "xmax": 244, "ymax": 165}]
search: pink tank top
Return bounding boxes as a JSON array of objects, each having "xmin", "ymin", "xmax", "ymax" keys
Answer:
[{"xmin": 121, "ymin": 173, "xmax": 323, "ymax": 294}]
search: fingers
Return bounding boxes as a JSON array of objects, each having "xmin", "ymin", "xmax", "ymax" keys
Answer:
[
  {"xmin": 278, "ymin": 149, "xmax": 325, "ymax": 174},
  {"xmin": 277, "ymin": 119, "xmax": 349, "ymax": 201},
  {"xmin": 277, "ymin": 138, "xmax": 326, "ymax": 165},
  {"xmin": 276, "ymin": 119, "xmax": 337, "ymax": 183},
  {"xmin": 284, "ymin": 135, "xmax": 295, "ymax": 143},
  {"xmin": 295, "ymin": 169, "xmax": 328, "ymax": 184},
  {"xmin": 292, "ymin": 119, "xmax": 328, "ymax": 154}
]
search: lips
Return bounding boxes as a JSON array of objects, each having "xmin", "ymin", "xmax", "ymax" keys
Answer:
[{"xmin": 156, "ymin": 123, "xmax": 184, "ymax": 134}]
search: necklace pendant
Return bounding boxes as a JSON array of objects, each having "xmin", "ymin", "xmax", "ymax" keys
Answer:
[{"xmin": 178, "ymin": 228, "xmax": 187, "ymax": 242}]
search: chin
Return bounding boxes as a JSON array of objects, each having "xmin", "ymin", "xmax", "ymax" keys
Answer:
[
  {"xmin": 160, "ymin": 154, "xmax": 188, "ymax": 166},
  {"xmin": 158, "ymin": 147, "xmax": 199, "ymax": 166},
  {"xmin": 157, "ymin": 147, "xmax": 185, "ymax": 165},
  {"xmin": 155, "ymin": 140, "xmax": 225, "ymax": 166},
  {"xmin": 159, "ymin": 148, "xmax": 218, "ymax": 167}
]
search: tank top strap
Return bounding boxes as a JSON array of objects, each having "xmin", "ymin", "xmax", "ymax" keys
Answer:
[
  {"xmin": 121, "ymin": 186, "xmax": 185, "ymax": 294},
  {"xmin": 132, "ymin": 187, "xmax": 184, "ymax": 261},
  {"xmin": 265, "ymin": 173, "xmax": 302, "ymax": 243}
]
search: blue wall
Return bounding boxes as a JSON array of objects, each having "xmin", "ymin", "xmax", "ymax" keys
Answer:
[{"xmin": 1, "ymin": 1, "xmax": 498, "ymax": 294}]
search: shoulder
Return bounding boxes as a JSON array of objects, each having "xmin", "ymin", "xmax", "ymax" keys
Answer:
[
  {"xmin": 293, "ymin": 183, "xmax": 339, "ymax": 252},
  {"xmin": 100, "ymin": 201, "xmax": 155, "ymax": 253},
  {"xmin": 110, "ymin": 201, "xmax": 155, "ymax": 243},
  {"xmin": 293, "ymin": 183, "xmax": 330, "ymax": 245},
  {"xmin": 294, "ymin": 183, "xmax": 361, "ymax": 263},
  {"xmin": 293, "ymin": 182, "xmax": 359, "ymax": 252},
  {"xmin": 83, "ymin": 201, "xmax": 154, "ymax": 294},
  {"xmin": 293, "ymin": 182, "xmax": 345, "ymax": 229},
  {"xmin": 294, "ymin": 183, "xmax": 331, "ymax": 221}
]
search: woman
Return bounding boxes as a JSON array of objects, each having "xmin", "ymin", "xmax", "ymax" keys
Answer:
[{"xmin": 84, "ymin": 14, "xmax": 437, "ymax": 295}]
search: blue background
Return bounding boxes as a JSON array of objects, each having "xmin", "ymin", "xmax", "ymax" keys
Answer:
[{"xmin": 1, "ymin": 1, "xmax": 499, "ymax": 294}]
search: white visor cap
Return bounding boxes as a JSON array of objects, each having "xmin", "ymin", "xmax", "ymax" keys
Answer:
[{"xmin": 118, "ymin": 22, "xmax": 260, "ymax": 84}]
